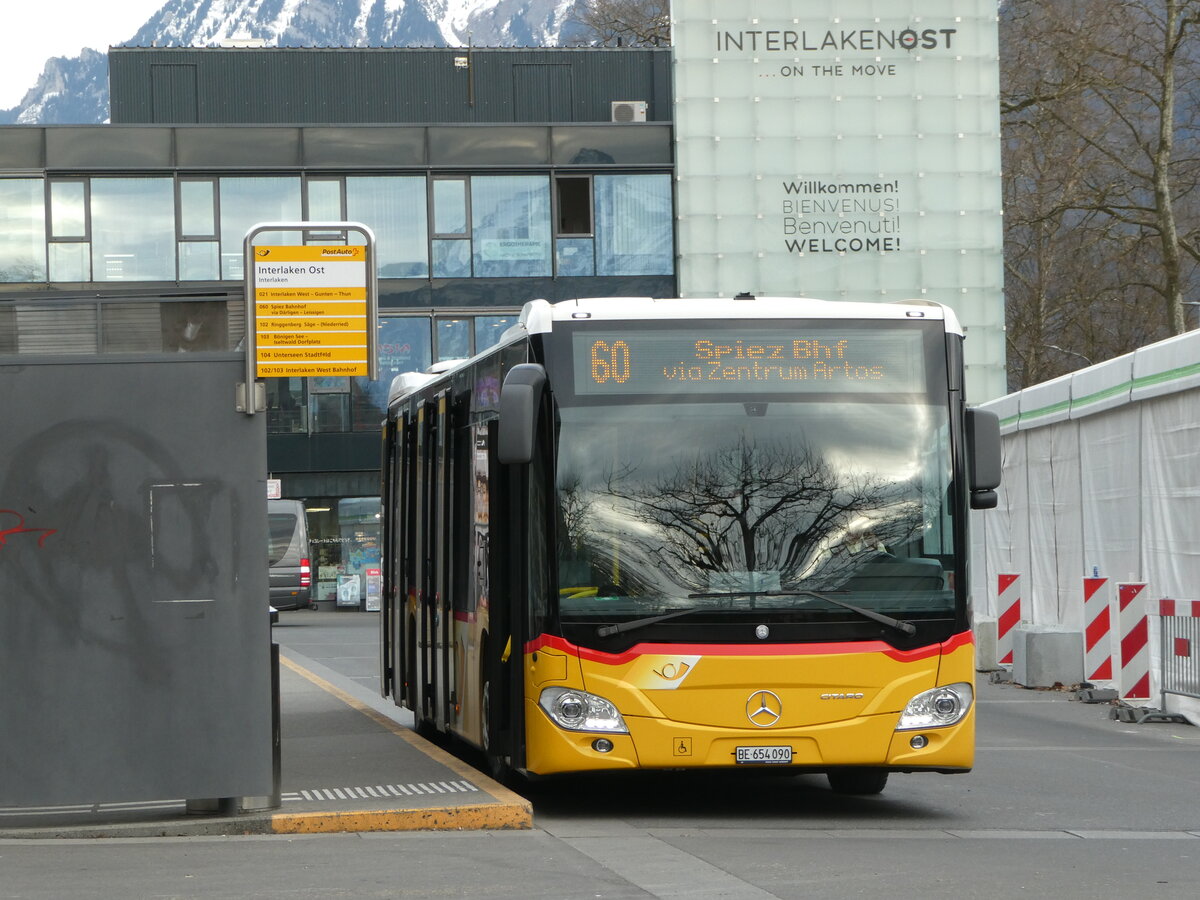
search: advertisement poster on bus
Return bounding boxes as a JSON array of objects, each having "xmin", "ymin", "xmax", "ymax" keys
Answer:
[{"xmin": 671, "ymin": 0, "xmax": 1005, "ymax": 402}]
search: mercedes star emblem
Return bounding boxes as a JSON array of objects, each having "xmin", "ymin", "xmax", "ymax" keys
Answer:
[{"xmin": 746, "ymin": 689, "xmax": 783, "ymax": 727}]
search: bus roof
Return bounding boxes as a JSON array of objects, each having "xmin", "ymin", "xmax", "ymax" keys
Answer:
[
  {"xmin": 520, "ymin": 296, "xmax": 963, "ymax": 336},
  {"xmin": 388, "ymin": 295, "xmax": 964, "ymax": 407}
]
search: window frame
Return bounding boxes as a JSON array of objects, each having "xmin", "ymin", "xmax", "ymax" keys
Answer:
[
  {"xmin": 176, "ymin": 177, "xmax": 219, "ymax": 241},
  {"xmin": 430, "ymin": 176, "xmax": 472, "ymax": 239},
  {"xmin": 554, "ymin": 174, "xmax": 594, "ymax": 238},
  {"xmin": 47, "ymin": 178, "xmax": 91, "ymax": 243}
]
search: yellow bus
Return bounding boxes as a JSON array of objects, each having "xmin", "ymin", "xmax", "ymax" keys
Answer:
[{"xmin": 380, "ymin": 296, "xmax": 1000, "ymax": 794}]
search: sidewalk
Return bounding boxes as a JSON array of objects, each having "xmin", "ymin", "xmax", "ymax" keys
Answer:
[{"xmin": 0, "ymin": 642, "xmax": 531, "ymax": 839}]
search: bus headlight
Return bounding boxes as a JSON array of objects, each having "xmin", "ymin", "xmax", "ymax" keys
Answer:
[
  {"xmin": 896, "ymin": 682, "xmax": 973, "ymax": 730},
  {"xmin": 539, "ymin": 687, "xmax": 628, "ymax": 733}
]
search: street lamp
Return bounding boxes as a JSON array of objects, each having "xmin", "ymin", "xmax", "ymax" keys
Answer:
[{"xmin": 1044, "ymin": 344, "xmax": 1093, "ymax": 369}]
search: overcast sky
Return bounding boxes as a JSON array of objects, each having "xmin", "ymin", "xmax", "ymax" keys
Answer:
[{"xmin": 3, "ymin": 1, "xmax": 166, "ymax": 108}]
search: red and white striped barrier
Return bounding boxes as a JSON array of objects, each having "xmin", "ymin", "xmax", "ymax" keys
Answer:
[
  {"xmin": 1083, "ymin": 576, "xmax": 1113, "ymax": 683},
  {"xmin": 1158, "ymin": 598, "xmax": 1200, "ymax": 618},
  {"xmin": 1156, "ymin": 600, "xmax": 1200, "ymax": 689},
  {"xmin": 997, "ymin": 574, "xmax": 1022, "ymax": 666},
  {"xmin": 1118, "ymin": 583, "xmax": 1150, "ymax": 700}
]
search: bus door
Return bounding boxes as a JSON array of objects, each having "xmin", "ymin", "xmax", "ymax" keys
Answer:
[
  {"xmin": 412, "ymin": 397, "xmax": 436, "ymax": 727},
  {"xmin": 432, "ymin": 388, "xmax": 457, "ymax": 732},
  {"xmin": 389, "ymin": 406, "xmax": 417, "ymax": 708},
  {"xmin": 485, "ymin": 374, "xmax": 552, "ymax": 775},
  {"xmin": 485, "ymin": 416, "xmax": 522, "ymax": 773},
  {"xmin": 379, "ymin": 417, "xmax": 395, "ymax": 700}
]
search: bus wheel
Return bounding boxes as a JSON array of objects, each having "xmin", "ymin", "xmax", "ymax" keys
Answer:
[
  {"xmin": 827, "ymin": 768, "xmax": 888, "ymax": 795},
  {"xmin": 480, "ymin": 674, "xmax": 491, "ymax": 753},
  {"xmin": 480, "ymin": 673, "xmax": 511, "ymax": 783}
]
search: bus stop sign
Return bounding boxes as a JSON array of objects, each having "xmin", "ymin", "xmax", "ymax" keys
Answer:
[{"xmin": 241, "ymin": 222, "xmax": 379, "ymax": 413}]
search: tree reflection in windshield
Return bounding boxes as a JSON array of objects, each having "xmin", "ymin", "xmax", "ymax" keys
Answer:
[
  {"xmin": 602, "ymin": 435, "xmax": 922, "ymax": 593},
  {"xmin": 555, "ymin": 401, "xmax": 950, "ymax": 612}
]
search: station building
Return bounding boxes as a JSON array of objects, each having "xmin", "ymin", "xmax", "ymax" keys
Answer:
[{"xmin": 0, "ymin": 47, "xmax": 675, "ymax": 608}]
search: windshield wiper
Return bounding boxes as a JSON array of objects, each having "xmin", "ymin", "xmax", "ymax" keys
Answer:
[
  {"xmin": 687, "ymin": 590, "xmax": 917, "ymax": 637},
  {"xmin": 597, "ymin": 590, "xmax": 918, "ymax": 639},
  {"xmin": 596, "ymin": 607, "xmax": 706, "ymax": 637}
]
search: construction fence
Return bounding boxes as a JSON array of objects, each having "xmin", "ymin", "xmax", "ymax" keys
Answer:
[{"xmin": 969, "ymin": 328, "xmax": 1200, "ymax": 723}]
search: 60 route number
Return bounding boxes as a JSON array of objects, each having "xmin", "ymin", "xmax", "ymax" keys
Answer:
[{"xmin": 590, "ymin": 340, "xmax": 631, "ymax": 384}]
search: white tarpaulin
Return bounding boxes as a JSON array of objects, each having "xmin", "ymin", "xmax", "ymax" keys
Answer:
[{"xmin": 974, "ymin": 330, "xmax": 1200, "ymax": 720}]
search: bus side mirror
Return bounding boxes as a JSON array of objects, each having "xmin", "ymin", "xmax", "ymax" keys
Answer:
[
  {"xmin": 966, "ymin": 408, "xmax": 1001, "ymax": 510},
  {"xmin": 497, "ymin": 363, "xmax": 547, "ymax": 465}
]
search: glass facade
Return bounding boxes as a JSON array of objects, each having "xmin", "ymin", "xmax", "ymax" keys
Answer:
[
  {"xmin": 92, "ymin": 178, "xmax": 175, "ymax": 281},
  {"xmin": 0, "ymin": 179, "xmax": 46, "ymax": 282},
  {"xmin": 471, "ymin": 175, "xmax": 552, "ymax": 278},
  {"xmin": 2, "ymin": 145, "xmax": 677, "ymax": 593},
  {"xmin": 347, "ymin": 177, "xmax": 428, "ymax": 278},
  {"xmin": 219, "ymin": 176, "xmax": 303, "ymax": 279},
  {"xmin": 265, "ymin": 311, "xmax": 517, "ymax": 435},
  {"xmin": 0, "ymin": 173, "xmax": 673, "ymax": 286}
]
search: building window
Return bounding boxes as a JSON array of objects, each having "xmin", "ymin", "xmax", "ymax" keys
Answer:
[
  {"xmin": 474, "ymin": 315, "xmax": 517, "ymax": 354},
  {"xmin": 178, "ymin": 178, "xmax": 219, "ymax": 280},
  {"xmin": 471, "ymin": 175, "xmax": 551, "ymax": 278},
  {"xmin": 347, "ymin": 177, "xmax": 428, "ymax": 278},
  {"xmin": 48, "ymin": 243, "xmax": 90, "ymax": 283},
  {"xmin": 305, "ymin": 177, "xmax": 344, "ymax": 221},
  {"xmin": 48, "ymin": 179, "xmax": 90, "ymax": 282},
  {"xmin": 432, "ymin": 178, "xmax": 469, "ymax": 236},
  {"xmin": 179, "ymin": 179, "xmax": 217, "ymax": 237},
  {"xmin": 91, "ymin": 178, "xmax": 175, "ymax": 281},
  {"xmin": 0, "ymin": 178, "xmax": 46, "ymax": 283},
  {"xmin": 554, "ymin": 176, "xmax": 594, "ymax": 276},
  {"xmin": 555, "ymin": 176, "xmax": 592, "ymax": 236},
  {"xmin": 595, "ymin": 174, "xmax": 673, "ymax": 276},
  {"xmin": 432, "ymin": 177, "xmax": 470, "ymax": 278},
  {"xmin": 266, "ymin": 378, "xmax": 309, "ymax": 433},
  {"xmin": 49, "ymin": 180, "xmax": 88, "ymax": 239},
  {"xmin": 432, "ymin": 238, "xmax": 472, "ymax": 277},
  {"xmin": 556, "ymin": 238, "xmax": 595, "ymax": 276},
  {"xmin": 219, "ymin": 176, "xmax": 302, "ymax": 280},
  {"xmin": 309, "ymin": 376, "xmax": 350, "ymax": 433},
  {"xmin": 436, "ymin": 318, "xmax": 471, "ymax": 362}
]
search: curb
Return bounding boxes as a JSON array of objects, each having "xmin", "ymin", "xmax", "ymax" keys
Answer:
[
  {"xmin": 0, "ymin": 658, "xmax": 531, "ymax": 840},
  {"xmin": 275, "ymin": 655, "xmax": 533, "ymax": 834}
]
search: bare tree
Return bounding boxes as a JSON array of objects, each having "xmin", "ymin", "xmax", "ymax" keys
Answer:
[
  {"xmin": 569, "ymin": 0, "xmax": 670, "ymax": 47},
  {"xmin": 1001, "ymin": 0, "xmax": 1200, "ymax": 387}
]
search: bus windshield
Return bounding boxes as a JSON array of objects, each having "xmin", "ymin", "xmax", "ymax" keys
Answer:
[{"xmin": 548, "ymin": 321, "xmax": 956, "ymax": 636}]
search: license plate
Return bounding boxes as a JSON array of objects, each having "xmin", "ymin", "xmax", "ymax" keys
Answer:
[{"xmin": 735, "ymin": 745, "xmax": 792, "ymax": 765}]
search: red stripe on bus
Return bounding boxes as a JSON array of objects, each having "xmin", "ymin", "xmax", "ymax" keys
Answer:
[{"xmin": 525, "ymin": 631, "xmax": 972, "ymax": 665}]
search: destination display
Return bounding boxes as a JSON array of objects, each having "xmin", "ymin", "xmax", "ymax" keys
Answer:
[{"xmin": 571, "ymin": 326, "xmax": 928, "ymax": 396}]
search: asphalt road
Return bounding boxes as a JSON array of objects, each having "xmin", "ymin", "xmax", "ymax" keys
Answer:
[{"xmin": 3, "ymin": 610, "xmax": 1198, "ymax": 899}]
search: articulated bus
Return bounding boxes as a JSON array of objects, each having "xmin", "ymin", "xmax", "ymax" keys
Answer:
[{"xmin": 380, "ymin": 296, "xmax": 1000, "ymax": 794}]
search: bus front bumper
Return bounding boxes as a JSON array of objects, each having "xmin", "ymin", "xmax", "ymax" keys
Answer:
[{"xmin": 523, "ymin": 701, "xmax": 975, "ymax": 775}]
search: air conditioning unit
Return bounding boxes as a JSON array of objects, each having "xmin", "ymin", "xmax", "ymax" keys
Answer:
[{"xmin": 611, "ymin": 101, "xmax": 648, "ymax": 123}]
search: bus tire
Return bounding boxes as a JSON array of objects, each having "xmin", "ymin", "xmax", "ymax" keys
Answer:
[
  {"xmin": 480, "ymin": 667, "xmax": 511, "ymax": 783},
  {"xmin": 827, "ymin": 768, "xmax": 888, "ymax": 795}
]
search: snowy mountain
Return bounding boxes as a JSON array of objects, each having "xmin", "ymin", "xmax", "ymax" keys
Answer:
[
  {"xmin": 0, "ymin": 49, "xmax": 109, "ymax": 125},
  {"xmin": 0, "ymin": 0, "xmax": 587, "ymax": 125}
]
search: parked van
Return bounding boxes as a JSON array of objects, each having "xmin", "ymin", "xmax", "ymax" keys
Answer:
[{"xmin": 268, "ymin": 499, "xmax": 312, "ymax": 611}]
